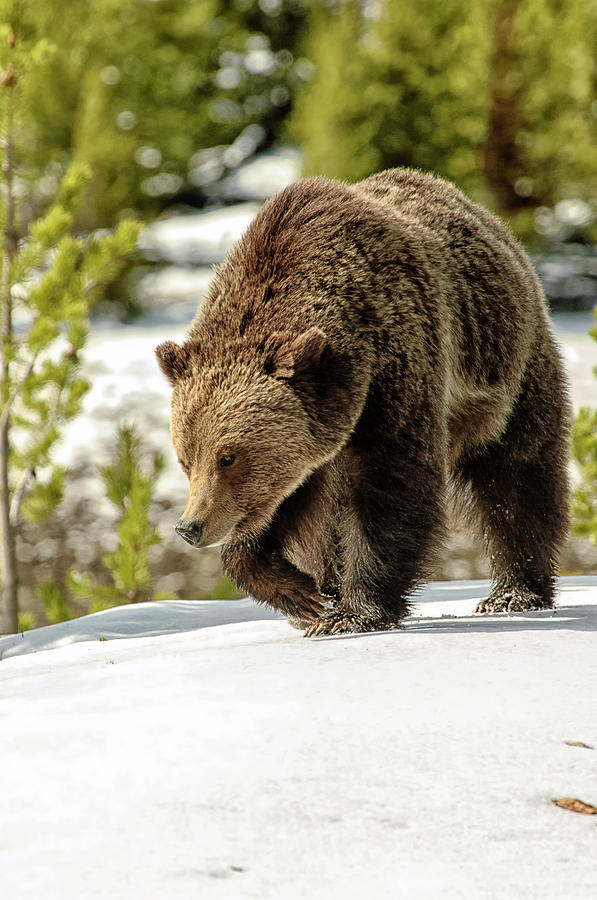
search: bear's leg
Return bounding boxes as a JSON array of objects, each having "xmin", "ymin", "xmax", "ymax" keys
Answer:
[
  {"xmin": 221, "ymin": 538, "xmax": 329, "ymax": 622},
  {"xmin": 305, "ymin": 416, "xmax": 448, "ymax": 636},
  {"xmin": 454, "ymin": 343, "xmax": 570, "ymax": 614}
]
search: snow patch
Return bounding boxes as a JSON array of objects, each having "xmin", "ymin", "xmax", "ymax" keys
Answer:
[{"xmin": 1, "ymin": 578, "xmax": 596, "ymax": 899}]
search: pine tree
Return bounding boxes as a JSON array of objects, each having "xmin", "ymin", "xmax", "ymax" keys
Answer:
[
  {"xmin": 291, "ymin": 1, "xmax": 382, "ymax": 182},
  {"xmin": 292, "ymin": 0, "xmax": 490, "ymax": 194},
  {"xmin": 370, "ymin": 0, "xmax": 490, "ymax": 194},
  {"xmin": 0, "ymin": 8, "xmax": 141, "ymax": 633},
  {"xmin": 14, "ymin": 0, "xmax": 314, "ymax": 230},
  {"xmin": 483, "ymin": 0, "xmax": 597, "ymax": 222},
  {"xmin": 67, "ymin": 424, "xmax": 173, "ymax": 611},
  {"xmin": 291, "ymin": 0, "xmax": 597, "ymax": 222}
]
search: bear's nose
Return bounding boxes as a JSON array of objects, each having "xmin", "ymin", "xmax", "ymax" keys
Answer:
[{"xmin": 174, "ymin": 519, "xmax": 203, "ymax": 548}]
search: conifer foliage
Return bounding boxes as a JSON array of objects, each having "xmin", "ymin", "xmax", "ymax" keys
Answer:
[
  {"xmin": 67, "ymin": 424, "xmax": 174, "ymax": 612},
  {"xmin": 291, "ymin": 0, "xmax": 597, "ymax": 224},
  {"xmin": 0, "ymin": 8, "xmax": 140, "ymax": 632}
]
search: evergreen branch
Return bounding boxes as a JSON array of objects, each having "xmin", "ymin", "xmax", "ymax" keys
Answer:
[
  {"xmin": 81, "ymin": 276, "xmax": 105, "ymax": 299},
  {"xmin": 81, "ymin": 259, "xmax": 123, "ymax": 300},
  {"xmin": 9, "ymin": 465, "xmax": 35, "ymax": 527},
  {"xmin": 28, "ymin": 360, "xmax": 81, "ymax": 459},
  {"xmin": 12, "ymin": 377, "xmax": 80, "ymax": 526},
  {"xmin": 0, "ymin": 350, "xmax": 39, "ymax": 433}
]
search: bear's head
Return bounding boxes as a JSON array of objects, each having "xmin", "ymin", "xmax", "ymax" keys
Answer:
[{"xmin": 155, "ymin": 327, "xmax": 339, "ymax": 548}]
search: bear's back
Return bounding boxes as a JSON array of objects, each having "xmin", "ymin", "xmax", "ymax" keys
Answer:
[
  {"xmin": 356, "ymin": 168, "xmax": 524, "ymax": 264},
  {"xmin": 194, "ymin": 169, "xmax": 550, "ymax": 403},
  {"xmin": 357, "ymin": 168, "xmax": 551, "ymax": 385}
]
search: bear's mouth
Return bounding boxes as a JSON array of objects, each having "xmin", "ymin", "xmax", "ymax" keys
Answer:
[
  {"xmin": 174, "ymin": 519, "xmax": 203, "ymax": 547},
  {"xmin": 175, "ymin": 522, "xmax": 238, "ymax": 550},
  {"xmin": 204, "ymin": 536, "xmax": 231, "ymax": 549}
]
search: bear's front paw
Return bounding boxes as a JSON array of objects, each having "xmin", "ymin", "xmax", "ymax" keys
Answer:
[
  {"xmin": 287, "ymin": 595, "xmax": 336, "ymax": 630},
  {"xmin": 275, "ymin": 589, "xmax": 334, "ymax": 623},
  {"xmin": 475, "ymin": 587, "xmax": 554, "ymax": 614},
  {"xmin": 303, "ymin": 613, "xmax": 400, "ymax": 638}
]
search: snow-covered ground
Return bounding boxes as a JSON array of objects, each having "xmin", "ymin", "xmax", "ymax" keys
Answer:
[
  {"xmin": 2, "ymin": 577, "xmax": 596, "ymax": 899},
  {"xmin": 553, "ymin": 310, "xmax": 596, "ymax": 412}
]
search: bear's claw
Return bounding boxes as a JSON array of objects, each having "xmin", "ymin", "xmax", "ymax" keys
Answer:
[
  {"xmin": 475, "ymin": 588, "xmax": 554, "ymax": 614},
  {"xmin": 303, "ymin": 613, "xmax": 400, "ymax": 638}
]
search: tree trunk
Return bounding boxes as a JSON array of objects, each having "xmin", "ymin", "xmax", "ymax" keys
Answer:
[
  {"xmin": 482, "ymin": 0, "xmax": 539, "ymax": 215},
  {"xmin": 1, "ymin": 29, "xmax": 19, "ymax": 634},
  {"xmin": 0, "ymin": 423, "xmax": 17, "ymax": 634}
]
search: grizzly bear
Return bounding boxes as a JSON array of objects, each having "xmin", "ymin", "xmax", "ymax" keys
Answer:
[{"xmin": 156, "ymin": 168, "xmax": 570, "ymax": 637}]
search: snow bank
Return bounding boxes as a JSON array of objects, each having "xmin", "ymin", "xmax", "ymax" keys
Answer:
[
  {"xmin": 2, "ymin": 578, "xmax": 596, "ymax": 899},
  {"xmin": 0, "ymin": 595, "xmax": 283, "ymax": 660}
]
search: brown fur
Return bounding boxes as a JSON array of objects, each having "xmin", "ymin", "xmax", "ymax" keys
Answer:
[{"xmin": 156, "ymin": 168, "xmax": 571, "ymax": 635}]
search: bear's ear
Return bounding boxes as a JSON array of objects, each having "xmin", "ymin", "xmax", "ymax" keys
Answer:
[
  {"xmin": 266, "ymin": 327, "xmax": 329, "ymax": 382},
  {"xmin": 155, "ymin": 340, "xmax": 193, "ymax": 385}
]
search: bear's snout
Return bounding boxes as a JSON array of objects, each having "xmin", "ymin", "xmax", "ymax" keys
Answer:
[{"xmin": 174, "ymin": 519, "xmax": 203, "ymax": 548}]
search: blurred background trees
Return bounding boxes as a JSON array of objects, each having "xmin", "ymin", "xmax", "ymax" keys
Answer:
[
  {"xmin": 292, "ymin": 0, "xmax": 491, "ymax": 193},
  {"xmin": 5, "ymin": 0, "xmax": 596, "ymax": 238},
  {"xmin": 293, "ymin": 0, "xmax": 597, "ymax": 237},
  {"xmin": 17, "ymin": 0, "xmax": 314, "ymax": 229}
]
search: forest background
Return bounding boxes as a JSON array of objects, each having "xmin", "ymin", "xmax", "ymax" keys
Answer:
[
  {"xmin": 1, "ymin": 0, "xmax": 597, "ymax": 632},
  {"xmin": 10, "ymin": 0, "xmax": 597, "ymax": 238}
]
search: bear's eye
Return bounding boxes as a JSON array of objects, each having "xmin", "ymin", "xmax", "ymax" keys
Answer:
[
  {"xmin": 178, "ymin": 458, "xmax": 190, "ymax": 474},
  {"xmin": 218, "ymin": 453, "xmax": 236, "ymax": 469}
]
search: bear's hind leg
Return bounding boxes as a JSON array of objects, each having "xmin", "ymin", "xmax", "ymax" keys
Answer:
[{"xmin": 454, "ymin": 339, "xmax": 570, "ymax": 614}]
